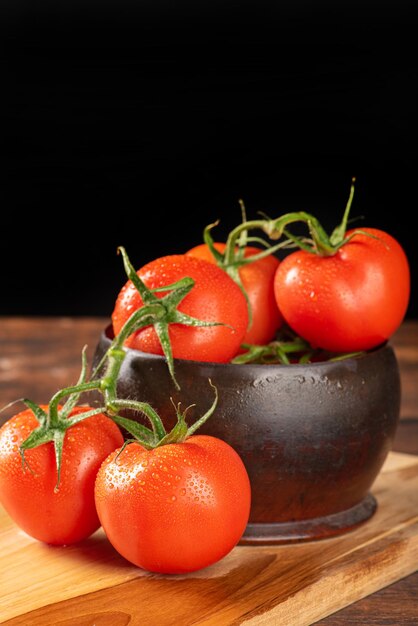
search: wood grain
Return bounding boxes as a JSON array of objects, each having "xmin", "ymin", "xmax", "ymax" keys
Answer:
[
  {"xmin": 0, "ymin": 318, "xmax": 417, "ymax": 625},
  {"xmin": 0, "ymin": 317, "xmax": 106, "ymax": 423},
  {"xmin": 390, "ymin": 322, "xmax": 418, "ymax": 421},
  {"xmin": 1, "ymin": 452, "xmax": 418, "ymax": 626}
]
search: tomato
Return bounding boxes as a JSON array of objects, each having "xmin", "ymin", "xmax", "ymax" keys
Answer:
[
  {"xmin": 187, "ymin": 243, "xmax": 282, "ymax": 346},
  {"xmin": 0, "ymin": 406, "xmax": 123, "ymax": 545},
  {"xmin": 95, "ymin": 435, "xmax": 251, "ymax": 573},
  {"xmin": 112, "ymin": 254, "xmax": 248, "ymax": 362},
  {"xmin": 273, "ymin": 228, "xmax": 410, "ymax": 352}
]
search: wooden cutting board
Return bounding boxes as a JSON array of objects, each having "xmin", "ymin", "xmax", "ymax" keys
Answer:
[{"xmin": 1, "ymin": 451, "xmax": 418, "ymax": 626}]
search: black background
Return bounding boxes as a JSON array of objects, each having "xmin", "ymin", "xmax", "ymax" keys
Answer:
[{"xmin": 2, "ymin": 1, "xmax": 417, "ymax": 318}]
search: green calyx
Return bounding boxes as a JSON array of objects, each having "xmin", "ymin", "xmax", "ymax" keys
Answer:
[
  {"xmin": 203, "ymin": 178, "xmax": 366, "ymax": 264},
  {"xmin": 263, "ymin": 177, "xmax": 368, "ymax": 257},
  {"xmin": 115, "ymin": 380, "xmax": 218, "ymax": 451},
  {"xmin": 114, "ymin": 247, "xmax": 223, "ymax": 390},
  {"xmin": 19, "ymin": 348, "xmax": 108, "ymax": 490}
]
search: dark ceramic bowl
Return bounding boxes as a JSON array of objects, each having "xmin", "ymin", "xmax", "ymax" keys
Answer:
[{"xmin": 93, "ymin": 327, "xmax": 401, "ymax": 544}]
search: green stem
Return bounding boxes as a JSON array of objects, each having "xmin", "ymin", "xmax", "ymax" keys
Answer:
[
  {"xmin": 109, "ymin": 399, "xmax": 166, "ymax": 441},
  {"xmin": 118, "ymin": 246, "xmax": 157, "ymax": 305},
  {"xmin": 268, "ymin": 212, "xmax": 335, "ymax": 254},
  {"xmin": 227, "ymin": 238, "xmax": 294, "ymax": 267},
  {"xmin": 329, "ymin": 177, "xmax": 356, "ymax": 245},
  {"xmin": 91, "ymin": 304, "xmax": 170, "ymax": 436},
  {"xmin": 114, "ymin": 304, "xmax": 166, "ymax": 349},
  {"xmin": 236, "ymin": 199, "xmax": 248, "ymax": 260},
  {"xmin": 110, "ymin": 414, "xmax": 156, "ymax": 447},
  {"xmin": 224, "ymin": 219, "xmax": 268, "ymax": 265},
  {"xmin": 68, "ymin": 406, "xmax": 110, "ymax": 425},
  {"xmin": 100, "ymin": 347, "xmax": 126, "ymax": 407},
  {"xmin": 185, "ymin": 381, "xmax": 218, "ymax": 437},
  {"xmin": 60, "ymin": 346, "xmax": 88, "ymax": 418},
  {"xmin": 48, "ymin": 380, "xmax": 102, "ymax": 427},
  {"xmin": 221, "ymin": 180, "xmax": 358, "ymax": 259},
  {"xmin": 92, "ymin": 302, "xmax": 167, "ymax": 395}
]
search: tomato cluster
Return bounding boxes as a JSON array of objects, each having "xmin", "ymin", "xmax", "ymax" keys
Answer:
[
  {"xmin": 0, "ymin": 181, "xmax": 410, "ymax": 576},
  {"xmin": 112, "ymin": 185, "xmax": 410, "ymax": 362},
  {"xmin": 0, "ymin": 404, "xmax": 250, "ymax": 573},
  {"xmin": 113, "ymin": 238, "xmax": 409, "ymax": 365}
]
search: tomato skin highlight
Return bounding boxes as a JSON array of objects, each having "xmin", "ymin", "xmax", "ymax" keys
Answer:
[
  {"xmin": 112, "ymin": 254, "xmax": 249, "ymax": 362},
  {"xmin": 0, "ymin": 406, "xmax": 123, "ymax": 545},
  {"xmin": 95, "ymin": 435, "xmax": 251, "ymax": 573},
  {"xmin": 187, "ymin": 243, "xmax": 283, "ymax": 346},
  {"xmin": 274, "ymin": 228, "xmax": 410, "ymax": 352}
]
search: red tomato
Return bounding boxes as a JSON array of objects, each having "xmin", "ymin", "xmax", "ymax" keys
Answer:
[
  {"xmin": 274, "ymin": 228, "xmax": 410, "ymax": 352},
  {"xmin": 112, "ymin": 255, "xmax": 248, "ymax": 362},
  {"xmin": 95, "ymin": 435, "xmax": 251, "ymax": 573},
  {"xmin": 187, "ymin": 243, "xmax": 282, "ymax": 346},
  {"xmin": 0, "ymin": 406, "xmax": 123, "ymax": 545}
]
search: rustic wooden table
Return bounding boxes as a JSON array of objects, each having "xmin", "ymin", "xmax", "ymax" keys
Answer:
[{"xmin": 0, "ymin": 317, "xmax": 417, "ymax": 625}]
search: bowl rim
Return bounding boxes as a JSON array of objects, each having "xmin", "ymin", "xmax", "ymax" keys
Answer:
[{"xmin": 99, "ymin": 324, "xmax": 393, "ymax": 371}]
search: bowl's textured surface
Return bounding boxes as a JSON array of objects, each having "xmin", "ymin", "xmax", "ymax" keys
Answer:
[{"xmin": 93, "ymin": 328, "xmax": 401, "ymax": 543}]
